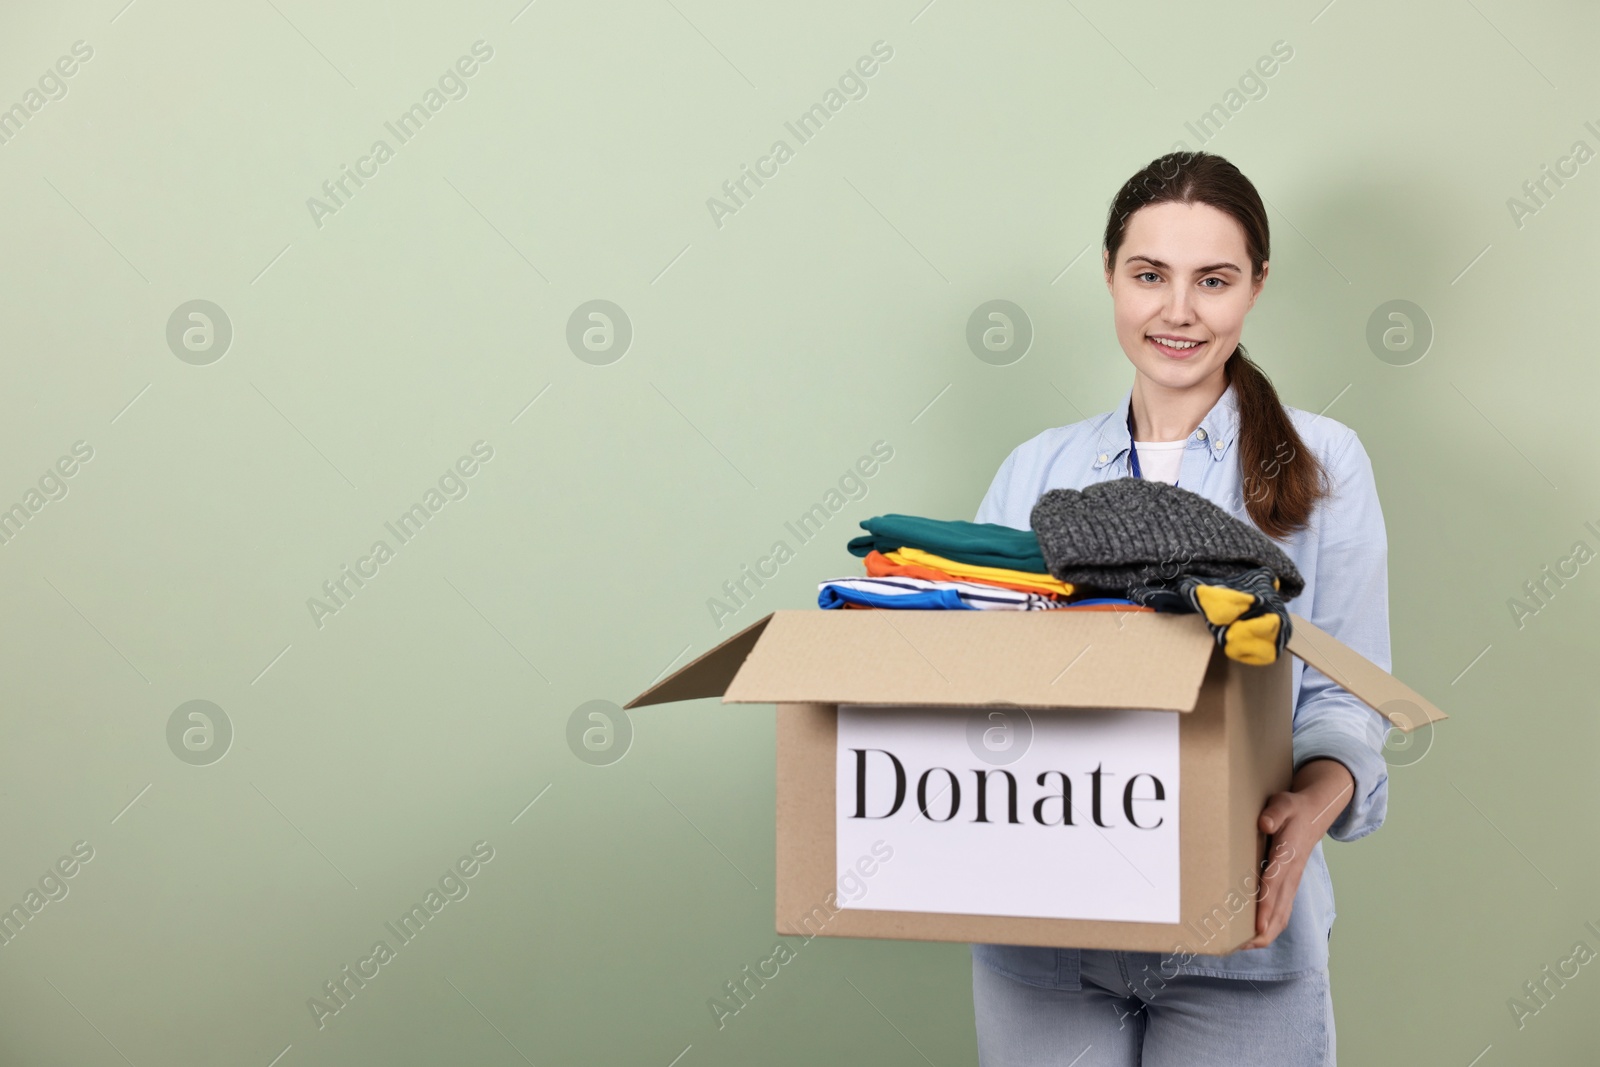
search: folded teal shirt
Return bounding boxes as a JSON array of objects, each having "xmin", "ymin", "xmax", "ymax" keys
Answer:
[{"xmin": 847, "ymin": 513, "xmax": 1049, "ymax": 572}]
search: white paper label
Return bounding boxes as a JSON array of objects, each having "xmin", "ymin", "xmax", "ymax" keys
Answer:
[{"xmin": 835, "ymin": 704, "xmax": 1181, "ymax": 923}]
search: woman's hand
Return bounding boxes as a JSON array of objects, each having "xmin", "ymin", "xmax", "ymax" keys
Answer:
[{"xmin": 1238, "ymin": 757, "xmax": 1355, "ymax": 951}]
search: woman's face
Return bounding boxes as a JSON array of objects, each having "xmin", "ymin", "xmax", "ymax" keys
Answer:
[{"xmin": 1103, "ymin": 200, "xmax": 1266, "ymax": 391}]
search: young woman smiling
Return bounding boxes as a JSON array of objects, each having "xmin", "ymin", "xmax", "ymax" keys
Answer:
[{"xmin": 969, "ymin": 152, "xmax": 1391, "ymax": 1065}]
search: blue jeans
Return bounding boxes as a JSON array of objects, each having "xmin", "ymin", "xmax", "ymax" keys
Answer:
[{"xmin": 972, "ymin": 947, "xmax": 1335, "ymax": 1065}]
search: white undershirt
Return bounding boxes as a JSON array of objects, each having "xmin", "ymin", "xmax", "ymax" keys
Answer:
[{"xmin": 1132, "ymin": 439, "xmax": 1186, "ymax": 485}]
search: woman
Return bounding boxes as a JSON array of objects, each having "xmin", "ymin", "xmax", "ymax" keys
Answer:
[{"xmin": 969, "ymin": 151, "xmax": 1390, "ymax": 1065}]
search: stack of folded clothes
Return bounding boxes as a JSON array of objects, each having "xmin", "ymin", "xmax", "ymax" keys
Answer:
[
  {"xmin": 816, "ymin": 480, "xmax": 1304, "ymax": 666},
  {"xmin": 817, "ymin": 514, "xmax": 1145, "ymax": 614}
]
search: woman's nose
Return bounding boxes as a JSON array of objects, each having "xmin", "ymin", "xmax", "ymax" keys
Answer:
[{"xmin": 1165, "ymin": 287, "xmax": 1193, "ymax": 324}]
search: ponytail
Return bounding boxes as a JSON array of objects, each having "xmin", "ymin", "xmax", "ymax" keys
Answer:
[{"xmin": 1227, "ymin": 347, "xmax": 1328, "ymax": 538}]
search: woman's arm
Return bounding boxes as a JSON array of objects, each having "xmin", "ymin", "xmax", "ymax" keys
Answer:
[
  {"xmin": 1241, "ymin": 427, "xmax": 1393, "ymax": 949},
  {"xmin": 973, "ymin": 446, "xmax": 1020, "ymax": 528},
  {"xmin": 1239, "ymin": 757, "xmax": 1354, "ymax": 949}
]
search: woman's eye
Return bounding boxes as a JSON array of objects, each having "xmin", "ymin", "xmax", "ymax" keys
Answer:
[
  {"xmin": 1137, "ymin": 271, "xmax": 1159, "ymax": 283},
  {"xmin": 1200, "ymin": 277, "xmax": 1225, "ymax": 288}
]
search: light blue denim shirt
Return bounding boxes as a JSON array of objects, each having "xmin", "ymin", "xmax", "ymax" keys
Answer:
[{"xmin": 970, "ymin": 379, "xmax": 1391, "ymax": 986}]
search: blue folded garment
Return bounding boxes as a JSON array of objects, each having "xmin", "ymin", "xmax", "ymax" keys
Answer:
[{"xmin": 817, "ymin": 581, "xmax": 972, "ymax": 611}]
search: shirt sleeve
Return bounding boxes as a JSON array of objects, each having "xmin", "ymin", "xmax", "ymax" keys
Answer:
[
  {"xmin": 974, "ymin": 446, "xmax": 1022, "ymax": 527},
  {"xmin": 1290, "ymin": 428, "xmax": 1393, "ymax": 843}
]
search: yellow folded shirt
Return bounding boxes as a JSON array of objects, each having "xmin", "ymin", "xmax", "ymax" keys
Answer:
[{"xmin": 884, "ymin": 547, "xmax": 1075, "ymax": 597}]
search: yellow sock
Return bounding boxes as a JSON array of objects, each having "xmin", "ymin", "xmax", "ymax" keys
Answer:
[
  {"xmin": 1193, "ymin": 584, "xmax": 1255, "ymax": 626},
  {"xmin": 1223, "ymin": 614, "xmax": 1281, "ymax": 665}
]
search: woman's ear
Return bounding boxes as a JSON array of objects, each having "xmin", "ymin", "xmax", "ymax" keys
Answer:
[
  {"xmin": 1247, "ymin": 261, "xmax": 1269, "ymax": 309},
  {"xmin": 1103, "ymin": 248, "xmax": 1114, "ymax": 292}
]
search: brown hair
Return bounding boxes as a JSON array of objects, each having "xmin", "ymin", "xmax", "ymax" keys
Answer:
[{"xmin": 1103, "ymin": 150, "xmax": 1328, "ymax": 540}]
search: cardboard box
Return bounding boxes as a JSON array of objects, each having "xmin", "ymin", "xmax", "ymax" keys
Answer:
[{"xmin": 627, "ymin": 609, "xmax": 1445, "ymax": 954}]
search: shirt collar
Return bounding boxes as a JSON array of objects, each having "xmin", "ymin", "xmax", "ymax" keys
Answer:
[{"xmin": 1090, "ymin": 379, "xmax": 1241, "ymax": 470}]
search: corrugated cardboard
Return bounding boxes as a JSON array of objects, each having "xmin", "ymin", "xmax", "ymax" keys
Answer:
[{"xmin": 628, "ymin": 609, "xmax": 1446, "ymax": 954}]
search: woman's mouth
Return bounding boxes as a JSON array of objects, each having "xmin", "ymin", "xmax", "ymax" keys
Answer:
[{"xmin": 1147, "ymin": 335, "xmax": 1205, "ymax": 359}]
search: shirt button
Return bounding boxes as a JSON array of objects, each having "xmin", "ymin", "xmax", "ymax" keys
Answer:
[
  {"xmin": 1195, "ymin": 428, "xmax": 1207, "ymax": 440},
  {"xmin": 1098, "ymin": 453, "xmax": 1108, "ymax": 463},
  {"xmin": 1213, "ymin": 440, "xmax": 1224, "ymax": 450}
]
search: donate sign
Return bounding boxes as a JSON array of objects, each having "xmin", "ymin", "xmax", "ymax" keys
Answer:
[{"xmin": 836, "ymin": 704, "xmax": 1181, "ymax": 924}]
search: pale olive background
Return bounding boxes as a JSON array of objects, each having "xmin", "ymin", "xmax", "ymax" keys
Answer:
[{"xmin": 0, "ymin": 0, "xmax": 1595, "ymax": 1064}]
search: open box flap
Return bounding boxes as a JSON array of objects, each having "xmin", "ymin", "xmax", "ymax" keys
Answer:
[
  {"xmin": 624, "ymin": 613, "xmax": 774, "ymax": 709},
  {"xmin": 1286, "ymin": 613, "xmax": 1447, "ymax": 732}
]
